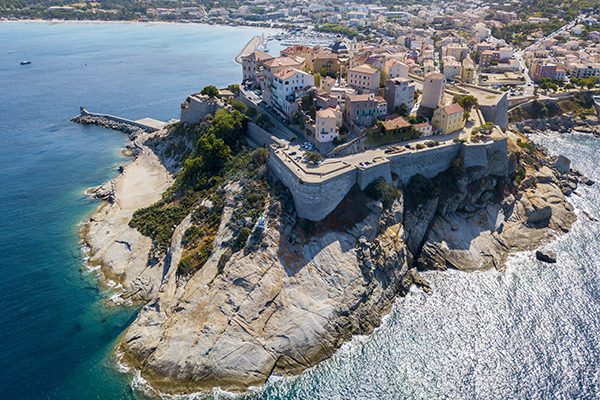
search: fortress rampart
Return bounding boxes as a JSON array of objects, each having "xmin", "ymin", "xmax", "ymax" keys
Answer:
[{"xmin": 268, "ymin": 138, "xmax": 509, "ymax": 221}]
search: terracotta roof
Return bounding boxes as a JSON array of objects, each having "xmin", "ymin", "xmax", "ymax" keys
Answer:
[
  {"xmin": 442, "ymin": 103, "xmax": 464, "ymax": 114},
  {"xmin": 413, "ymin": 122, "xmax": 431, "ymax": 129},
  {"xmin": 375, "ymin": 96, "xmax": 386, "ymax": 104},
  {"xmin": 349, "ymin": 64, "xmax": 378, "ymax": 75},
  {"xmin": 316, "ymin": 108, "xmax": 339, "ymax": 119},
  {"xmin": 244, "ymin": 50, "xmax": 273, "ymax": 62},
  {"xmin": 381, "ymin": 115, "xmax": 411, "ymax": 130},
  {"xmin": 313, "ymin": 50, "xmax": 337, "ymax": 59},
  {"xmin": 347, "ymin": 93, "xmax": 375, "ymax": 102},
  {"xmin": 274, "ymin": 68, "xmax": 305, "ymax": 80},
  {"xmin": 263, "ymin": 56, "xmax": 303, "ymax": 68}
]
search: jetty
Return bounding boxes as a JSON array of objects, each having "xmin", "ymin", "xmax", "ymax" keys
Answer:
[
  {"xmin": 235, "ymin": 35, "xmax": 262, "ymax": 64},
  {"xmin": 71, "ymin": 107, "xmax": 167, "ymax": 137}
]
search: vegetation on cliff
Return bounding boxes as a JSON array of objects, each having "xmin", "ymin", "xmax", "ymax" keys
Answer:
[
  {"xmin": 129, "ymin": 108, "xmax": 247, "ymax": 256},
  {"xmin": 129, "ymin": 106, "xmax": 272, "ymax": 277}
]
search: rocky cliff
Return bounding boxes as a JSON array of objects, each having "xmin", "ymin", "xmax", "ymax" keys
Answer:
[{"xmin": 113, "ymin": 127, "xmax": 583, "ymax": 394}]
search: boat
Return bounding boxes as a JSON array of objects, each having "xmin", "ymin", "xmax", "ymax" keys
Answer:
[{"xmin": 20, "ymin": 60, "xmax": 31, "ymax": 65}]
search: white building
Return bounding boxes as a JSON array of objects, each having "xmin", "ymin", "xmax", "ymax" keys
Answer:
[
  {"xmin": 384, "ymin": 78, "xmax": 415, "ymax": 114},
  {"xmin": 443, "ymin": 57, "xmax": 461, "ymax": 80},
  {"xmin": 272, "ymin": 68, "xmax": 314, "ymax": 117},
  {"xmin": 384, "ymin": 59, "xmax": 409, "ymax": 79}
]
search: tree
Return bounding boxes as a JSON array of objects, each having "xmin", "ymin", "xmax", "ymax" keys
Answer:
[
  {"xmin": 201, "ymin": 85, "xmax": 220, "ymax": 98},
  {"xmin": 314, "ymin": 72, "xmax": 322, "ymax": 88},
  {"xmin": 208, "ymin": 108, "xmax": 246, "ymax": 146},
  {"xmin": 454, "ymin": 94, "xmax": 478, "ymax": 112},
  {"xmin": 395, "ymin": 103, "xmax": 409, "ymax": 116},
  {"xmin": 196, "ymin": 133, "xmax": 232, "ymax": 173},
  {"xmin": 251, "ymin": 148, "xmax": 269, "ymax": 166},
  {"xmin": 227, "ymin": 83, "xmax": 240, "ymax": 93},
  {"xmin": 305, "ymin": 151, "xmax": 323, "ymax": 164}
]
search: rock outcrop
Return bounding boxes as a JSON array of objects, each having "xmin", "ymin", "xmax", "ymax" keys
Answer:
[
  {"xmin": 119, "ymin": 185, "xmax": 415, "ymax": 393},
  {"xmin": 103, "ymin": 129, "xmax": 578, "ymax": 395}
]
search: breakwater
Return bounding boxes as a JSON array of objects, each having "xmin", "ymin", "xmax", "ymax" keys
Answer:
[{"xmin": 71, "ymin": 108, "xmax": 164, "ymax": 138}]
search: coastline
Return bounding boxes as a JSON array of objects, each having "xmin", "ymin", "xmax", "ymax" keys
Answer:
[{"xmin": 80, "ymin": 130, "xmax": 172, "ymax": 303}]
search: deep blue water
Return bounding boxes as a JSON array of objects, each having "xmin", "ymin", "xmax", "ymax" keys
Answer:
[
  {"xmin": 1, "ymin": 22, "xmax": 599, "ymax": 400},
  {"xmin": 0, "ymin": 22, "xmax": 280, "ymax": 400}
]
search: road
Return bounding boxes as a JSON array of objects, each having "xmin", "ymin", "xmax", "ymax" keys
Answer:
[
  {"xmin": 511, "ymin": 14, "xmax": 586, "ymax": 97},
  {"xmin": 241, "ymin": 88, "xmax": 298, "ymax": 141}
]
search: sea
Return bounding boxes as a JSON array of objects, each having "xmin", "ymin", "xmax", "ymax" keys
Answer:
[{"xmin": 0, "ymin": 22, "xmax": 598, "ymax": 400}]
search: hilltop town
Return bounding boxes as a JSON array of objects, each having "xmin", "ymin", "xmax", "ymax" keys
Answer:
[{"xmin": 67, "ymin": 1, "xmax": 600, "ymax": 396}]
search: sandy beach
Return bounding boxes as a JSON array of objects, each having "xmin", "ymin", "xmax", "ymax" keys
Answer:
[{"xmin": 81, "ymin": 131, "xmax": 172, "ymax": 303}]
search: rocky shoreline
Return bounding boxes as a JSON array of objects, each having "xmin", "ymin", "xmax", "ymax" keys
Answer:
[
  {"xmin": 87, "ymin": 126, "xmax": 586, "ymax": 395},
  {"xmin": 80, "ymin": 128, "xmax": 173, "ymax": 303},
  {"xmin": 514, "ymin": 113, "xmax": 600, "ymax": 136}
]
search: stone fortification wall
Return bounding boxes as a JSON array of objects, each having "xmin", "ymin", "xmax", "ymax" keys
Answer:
[
  {"xmin": 246, "ymin": 122, "xmax": 283, "ymax": 148},
  {"xmin": 389, "ymin": 143, "xmax": 462, "ymax": 184},
  {"xmin": 180, "ymin": 95, "xmax": 223, "ymax": 124},
  {"xmin": 479, "ymin": 92, "xmax": 509, "ymax": 131},
  {"xmin": 357, "ymin": 159, "xmax": 392, "ymax": 190},
  {"xmin": 268, "ymin": 153, "xmax": 358, "ymax": 221},
  {"xmin": 268, "ymin": 138, "xmax": 509, "ymax": 221}
]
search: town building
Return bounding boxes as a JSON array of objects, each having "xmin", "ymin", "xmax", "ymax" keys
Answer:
[
  {"xmin": 384, "ymin": 78, "xmax": 415, "ymax": 114},
  {"xmin": 530, "ymin": 61, "xmax": 557, "ymax": 82},
  {"xmin": 413, "ymin": 121, "xmax": 433, "ymax": 136},
  {"xmin": 443, "ymin": 44, "xmax": 468, "ymax": 62},
  {"xmin": 344, "ymin": 93, "xmax": 381, "ymax": 127},
  {"xmin": 260, "ymin": 56, "xmax": 305, "ymax": 105},
  {"xmin": 271, "ymin": 68, "xmax": 314, "ymax": 117},
  {"xmin": 384, "ymin": 59, "xmax": 409, "ymax": 79},
  {"xmin": 480, "ymin": 50, "xmax": 500, "ymax": 68},
  {"xmin": 443, "ymin": 57, "xmax": 462, "ymax": 80},
  {"xmin": 462, "ymin": 57, "xmax": 475, "ymax": 82},
  {"xmin": 241, "ymin": 50, "xmax": 273, "ymax": 84},
  {"xmin": 432, "ymin": 103, "xmax": 465, "ymax": 134},
  {"xmin": 421, "ymin": 72, "xmax": 446, "ymax": 110},
  {"xmin": 568, "ymin": 62, "xmax": 600, "ymax": 78},
  {"xmin": 315, "ymin": 107, "xmax": 343, "ymax": 142},
  {"xmin": 423, "ymin": 59, "xmax": 435, "ymax": 75},
  {"xmin": 347, "ymin": 64, "xmax": 381, "ymax": 93}
]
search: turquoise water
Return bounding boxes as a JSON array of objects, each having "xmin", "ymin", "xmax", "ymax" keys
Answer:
[
  {"xmin": 0, "ymin": 22, "xmax": 280, "ymax": 400},
  {"xmin": 1, "ymin": 22, "xmax": 599, "ymax": 400}
]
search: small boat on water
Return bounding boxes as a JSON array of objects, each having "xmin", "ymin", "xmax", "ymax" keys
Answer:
[{"xmin": 20, "ymin": 60, "xmax": 31, "ymax": 65}]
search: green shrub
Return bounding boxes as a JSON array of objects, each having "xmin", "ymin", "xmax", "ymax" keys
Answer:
[{"xmin": 364, "ymin": 177, "xmax": 400, "ymax": 208}]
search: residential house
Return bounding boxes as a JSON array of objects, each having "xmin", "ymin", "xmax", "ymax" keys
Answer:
[
  {"xmin": 443, "ymin": 44, "xmax": 468, "ymax": 61},
  {"xmin": 480, "ymin": 50, "xmax": 500, "ymax": 68},
  {"xmin": 315, "ymin": 107, "xmax": 343, "ymax": 142},
  {"xmin": 344, "ymin": 93, "xmax": 380, "ymax": 127},
  {"xmin": 260, "ymin": 56, "xmax": 305, "ymax": 105},
  {"xmin": 271, "ymin": 68, "xmax": 314, "ymax": 117},
  {"xmin": 384, "ymin": 59, "xmax": 409, "ymax": 79},
  {"xmin": 241, "ymin": 50, "xmax": 273, "ymax": 83},
  {"xmin": 432, "ymin": 103, "xmax": 465, "ymax": 134},
  {"xmin": 347, "ymin": 64, "xmax": 381, "ymax": 93},
  {"xmin": 413, "ymin": 121, "xmax": 432, "ymax": 136},
  {"xmin": 443, "ymin": 56, "xmax": 462, "ymax": 80}
]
